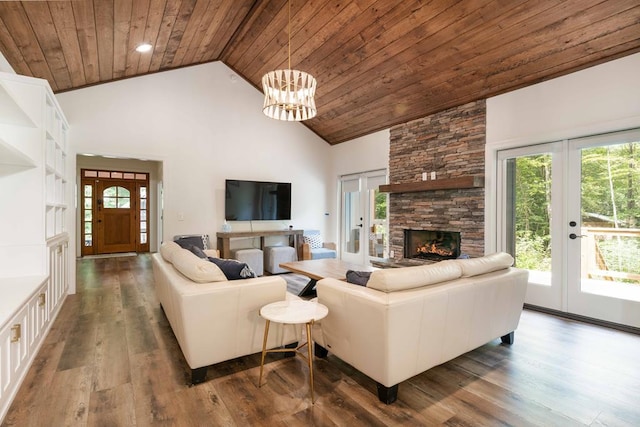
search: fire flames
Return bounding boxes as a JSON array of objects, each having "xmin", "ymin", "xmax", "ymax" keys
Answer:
[
  {"xmin": 405, "ymin": 229, "xmax": 461, "ymax": 260},
  {"xmin": 415, "ymin": 242, "xmax": 455, "ymax": 257}
]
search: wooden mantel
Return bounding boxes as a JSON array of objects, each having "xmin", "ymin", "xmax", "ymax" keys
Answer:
[{"xmin": 379, "ymin": 176, "xmax": 484, "ymax": 194}]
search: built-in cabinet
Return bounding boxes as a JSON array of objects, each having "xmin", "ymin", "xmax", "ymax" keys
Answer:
[{"xmin": 0, "ymin": 72, "xmax": 70, "ymax": 422}]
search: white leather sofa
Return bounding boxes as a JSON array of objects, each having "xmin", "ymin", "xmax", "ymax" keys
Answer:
[
  {"xmin": 152, "ymin": 241, "xmax": 301, "ymax": 384},
  {"xmin": 313, "ymin": 252, "xmax": 528, "ymax": 403}
]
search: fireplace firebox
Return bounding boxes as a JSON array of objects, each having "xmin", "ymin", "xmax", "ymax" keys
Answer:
[{"xmin": 404, "ymin": 229, "xmax": 461, "ymax": 261}]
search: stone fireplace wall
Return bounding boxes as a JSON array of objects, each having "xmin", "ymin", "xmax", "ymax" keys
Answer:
[{"xmin": 388, "ymin": 100, "xmax": 486, "ymax": 260}]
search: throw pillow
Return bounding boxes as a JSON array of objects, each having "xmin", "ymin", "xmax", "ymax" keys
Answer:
[
  {"xmin": 188, "ymin": 245, "xmax": 208, "ymax": 259},
  {"xmin": 346, "ymin": 270, "xmax": 371, "ymax": 286},
  {"xmin": 303, "ymin": 234, "xmax": 323, "ymax": 249},
  {"xmin": 172, "ymin": 249, "xmax": 227, "ymax": 283},
  {"xmin": 208, "ymin": 257, "xmax": 256, "ymax": 280},
  {"xmin": 174, "ymin": 235, "xmax": 209, "ymax": 250},
  {"xmin": 160, "ymin": 241, "xmax": 182, "ymax": 263}
]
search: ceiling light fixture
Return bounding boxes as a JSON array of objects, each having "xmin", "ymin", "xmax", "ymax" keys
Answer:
[
  {"xmin": 136, "ymin": 43, "xmax": 152, "ymax": 53},
  {"xmin": 262, "ymin": 0, "xmax": 317, "ymax": 121}
]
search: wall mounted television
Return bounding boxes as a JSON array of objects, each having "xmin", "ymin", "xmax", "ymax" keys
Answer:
[{"xmin": 225, "ymin": 179, "xmax": 292, "ymax": 221}]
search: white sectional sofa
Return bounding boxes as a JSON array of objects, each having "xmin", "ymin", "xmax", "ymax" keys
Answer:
[
  {"xmin": 152, "ymin": 242, "xmax": 301, "ymax": 384},
  {"xmin": 313, "ymin": 252, "xmax": 528, "ymax": 403}
]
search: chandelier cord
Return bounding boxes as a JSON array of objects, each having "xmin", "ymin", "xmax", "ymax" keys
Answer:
[{"xmin": 287, "ymin": 0, "xmax": 291, "ymax": 70}]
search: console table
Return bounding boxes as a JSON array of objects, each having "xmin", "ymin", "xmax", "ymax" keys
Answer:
[{"xmin": 216, "ymin": 229, "xmax": 304, "ymax": 259}]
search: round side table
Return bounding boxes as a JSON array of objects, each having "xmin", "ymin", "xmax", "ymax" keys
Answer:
[{"xmin": 258, "ymin": 300, "xmax": 329, "ymax": 403}]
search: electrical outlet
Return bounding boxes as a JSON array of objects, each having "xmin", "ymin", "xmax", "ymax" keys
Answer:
[{"xmin": 431, "ymin": 171, "xmax": 436, "ymax": 180}]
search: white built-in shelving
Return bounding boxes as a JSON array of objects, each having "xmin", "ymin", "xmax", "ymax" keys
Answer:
[
  {"xmin": 44, "ymin": 93, "xmax": 68, "ymax": 239},
  {"xmin": 0, "ymin": 71, "xmax": 70, "ymax": 422},
  {"xmin": 0, "ymin": 79, "xmax": 35, "ymax": 127},
  {"xmin": 0, "ymin": 79, "xmax": 36, "ymax": 174}
]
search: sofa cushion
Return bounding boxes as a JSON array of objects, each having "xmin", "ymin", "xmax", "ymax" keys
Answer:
[
  {"xmin": 367, "ymin": 261, "xmax": 462, "ymax": 292},
  {"xmin": 208, "ymin": 257, "xmax": 256, "ymax": 280},
  {"xmin": 310, "ymin": 247, "xmax": 337, "ymax": 260},
  {"xmin": 454, "ymin": 252, "xmax": 514, "ymax": 277},
  {"xmin": 172, "ymin": 249, "xmax": 227, "ymax": 283},
  {"xmin": 160, "ymin": 241, "xmax": 182, "ymax": 263},
  {"xmin": 204, "ymin": 249, "xmax": 220, "ymax": 258}
]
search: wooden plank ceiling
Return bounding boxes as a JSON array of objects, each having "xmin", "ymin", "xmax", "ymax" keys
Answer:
[{"xmin": 0, "ymin": 0, "xmax": 639, "ymax": 145}]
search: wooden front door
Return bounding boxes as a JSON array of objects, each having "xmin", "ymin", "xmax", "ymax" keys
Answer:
[
  {"xmin": 96, "ymin": 180, "xmax": 137, "ymax": 253},
  {"xmin": 81, "ymin": 169, "xmax": 150, "ymax": 257}
]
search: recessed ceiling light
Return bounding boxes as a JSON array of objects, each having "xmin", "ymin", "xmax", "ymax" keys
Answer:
[{"xmin": 136, "ymin": 43, "xmax": 152, "ymax": 53}]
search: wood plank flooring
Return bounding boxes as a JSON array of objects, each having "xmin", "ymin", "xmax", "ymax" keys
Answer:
[{"xmin": 3, "ymin": 254, "xmax": 640, "ymax": 426}]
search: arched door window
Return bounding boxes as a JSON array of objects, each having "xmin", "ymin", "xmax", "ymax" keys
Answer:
[{"xmin": 103, "ymin": 186, "xmax": 131, "ymax": 208}]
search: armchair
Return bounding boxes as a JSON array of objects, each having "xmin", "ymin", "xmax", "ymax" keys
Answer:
[{"xmin": 301, "ymin": 230, "xmax": 337, "ymax": 260}]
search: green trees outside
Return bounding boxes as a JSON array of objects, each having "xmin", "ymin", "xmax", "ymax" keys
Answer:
[
  {"xmin": 514, "ymin": 154, "xmax": 552, "ymax": 271},
  {"xmin": 374, "ymin": 190, "xmax": 387, "ymax": 220},
  {"xmin": 582, "ymin": 144, "xmax": 639, "ymax": 228},
  {"xmin": 514, "ymin": 142, "xmax": 640, "ymax": 281}
]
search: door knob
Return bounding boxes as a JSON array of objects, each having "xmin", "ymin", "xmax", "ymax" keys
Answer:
[{"xmin": 569, "ymin": 233, "xmax": 585, "ymax": 239}]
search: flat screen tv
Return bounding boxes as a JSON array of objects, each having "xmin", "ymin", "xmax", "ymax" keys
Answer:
[{"xmin": 225, "ymin": 179, "xmax": 291, "ymax": 221}]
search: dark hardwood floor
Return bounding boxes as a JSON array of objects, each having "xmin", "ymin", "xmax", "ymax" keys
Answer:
[{"xmin": 3, "ymin": 254, "xmax": 640, "ymax": 426}]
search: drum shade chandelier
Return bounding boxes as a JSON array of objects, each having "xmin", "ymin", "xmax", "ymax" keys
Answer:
[{"xmin": 262, "ymin": 0, "xmax": 317, "ymax": 121}]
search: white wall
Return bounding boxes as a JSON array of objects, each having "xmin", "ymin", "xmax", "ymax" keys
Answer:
[
  {"xmin": 484, "ymin": 52, "xmax": 640, "ymax": 252},
  {"xmin": 328, "ymin": 130, "xmax": 390, "ymax": 243},
  {"xmin": 331, "ymin": 129, "xmax": 390, "ymax": 176},
  {"xmin": 487, "ymin": 53, "xmax": 640, "ymax": 146},
  {"xmin": 57, "ymin": 62, "xmax": 333, "ymax": 251},
  {"xmin": 0, "ymin": 51, "xmax": 15, "ymax": 73}
]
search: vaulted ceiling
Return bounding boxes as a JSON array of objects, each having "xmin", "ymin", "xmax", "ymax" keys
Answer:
[{"xmin": 0, "ymin": 0, "xmax": 639, "ymax": 145}]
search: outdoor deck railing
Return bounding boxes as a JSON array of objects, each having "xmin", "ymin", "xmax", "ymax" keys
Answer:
[{"xmin": 581, "ymin": 226, "xmax": 640, "ymax": 282}]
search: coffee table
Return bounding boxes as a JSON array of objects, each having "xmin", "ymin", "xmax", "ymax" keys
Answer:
[{"xmin": 279, "ymin": 258, "xmax": 377, "ymax": 297}]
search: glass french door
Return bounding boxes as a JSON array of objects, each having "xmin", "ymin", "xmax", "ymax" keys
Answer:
[
  {"xmin": 567, "ymin": 131, "xmax": 640, "ymax": 326},
  {"xmin": 340, "ymin": 171, "xmax": 388, "ymax": 265},
  {"xmin": 498, "ymin": 129, "xmax": 640, "ymax": 328},
  {"xmin": 498, "ymin": 143, "xmax": 564, "ymax": 310}
]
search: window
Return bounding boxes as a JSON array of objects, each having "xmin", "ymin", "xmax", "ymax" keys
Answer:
[
  {"xmin": 103, "ymin": 186, "xmax": 130, "ymax": 208},
  {"xmin": 83, "ymin": 184, "xmax": 92, "ymax": 247},
  {"xmin": 140, "ymin": 185, "xmax": 148, "ymax": 244}
]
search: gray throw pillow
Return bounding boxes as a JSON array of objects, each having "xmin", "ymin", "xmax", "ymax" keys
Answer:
[
  {"xmin": 189, "ymin": 245, "xmax": 207, "ymax": 259},
  {"xmin": 174, "ymin": 235, "xmax": 208, "ymax": 250},
  {"xmin": 346, "ymin": 270, "xmax": 371, "ymax": 286},
  {"xmin": 208, "ymin": 257, "xmax": 256, "ymax": 280}
]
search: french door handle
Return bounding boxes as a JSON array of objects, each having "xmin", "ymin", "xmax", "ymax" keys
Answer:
[
  {"xmin": 357, "ymin": 224, "xmax": 363, "ymax": 228},
  {"xmin": 569, "ymin": 233, "xmax": 586, "ymax": 239}
]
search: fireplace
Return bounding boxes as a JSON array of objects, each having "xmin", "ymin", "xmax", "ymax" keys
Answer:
[{"xmin": 404, "ymin": 229, "xmax": 461, "ymax": 261}]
